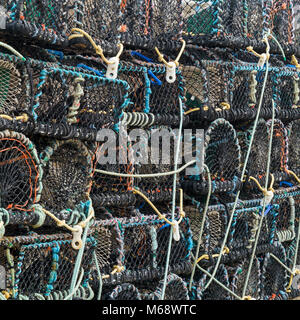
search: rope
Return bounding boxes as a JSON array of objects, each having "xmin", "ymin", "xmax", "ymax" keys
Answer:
[
  {"xmin": 94, "ymin": 160, "xmax": 196, "ymax": 178},
  {"xmin": 241, "ymin": 93, "xmax": 275, "ymax": 298},
  {"xmin": 0, "ymin": 42, "xmax": 26, "ymax": 61},
  {"xmin": 155, "ymin": 39, "xmax": 186, "ymax": 68},
  {"xmin": 67, "ymin": 217, "xmax": 93, "ymax": 300},
  {"xmin": 69, "ymin": 28, "xmax": 123, "ymax": 65},
  {"xmin": 188, "ymin": 164, "xmax": 212, "ymax": 291},
  {"xmin": 132, "ymin": 188, "xmax": 185, "ymax": 227},
  {"xmin": 160, "ymin": 97, "xmax": 184, "ymax": 300},
  {"xmin": 203, "ymin": 31, "xmax": 271, "ymax": 291}
]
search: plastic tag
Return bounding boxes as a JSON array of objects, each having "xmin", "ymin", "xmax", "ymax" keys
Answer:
[
  {"xmin": 263, "ymin": 190, "xmax": 274, "ymax": 207},
  {"xmin": 172, "ymin": 220, "xmax": 180, "ymax": 241},
  {"xmin": 166, "ymin": 61, "xmax": 177, "ymax": 83},
  {"xmin": 72, "ymin": 225, "xmax": 83, "ymax": 250},
  {"xmin": 106, "ymin": 57, "xmax": 119, "ymax": 79}
]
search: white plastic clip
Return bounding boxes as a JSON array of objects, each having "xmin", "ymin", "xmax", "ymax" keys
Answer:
[
  {"xmin": 172, "ymin": 220, "xmax": 180, "ymax": 242},
  {"xmin": 257, "ymin": 53, "xmax": 268, "ymax": 68},
  {"xmin": 166, "ymin": 61, "xmax": 177, "ymax": 84},
  {"xmin": 263, "ymin": 190, "xmax": 274, "ymax": 207},
  {"xmin": 106, "ymin": 56, "xmax": 119, "ymax": 79},
  {"xmin": 72, "ymin": 225, "xmax": 83, "ymax": 250}
]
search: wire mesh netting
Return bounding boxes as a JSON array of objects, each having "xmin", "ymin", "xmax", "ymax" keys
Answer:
[{"xmin": 0, "ymin": 0, "xmax": 299, "ymax": 303}]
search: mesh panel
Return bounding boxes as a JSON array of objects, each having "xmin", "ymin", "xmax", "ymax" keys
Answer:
[
  {"xmin": 247, "ymin": 0, "xmax": 264, "ymax": 39},
  {"xmin": 204, "ymin": 118, "xmax": 241, "ymax": 182},
  {"xmin": 153, "ymin": 273, "xmax": 189, "ymax": 300},
  {"xmin": 288, "ymin": 120, "xmax": 300, "ymax": 174},
  {"xmin": 1, "ymin": 233, "xmax": 95, "ymax": 298},
  {"xmin": 91, "ymin": 135, "xmax": 135, "ymax": 209},
  {"xmin": 198, "ymin": 264, "xmax": 230, "ymax": 300},
  {"xmin": 237, "ymin": 119, "xmax": 269, "ymax": 181},
  {"xmin": 267, "ymin": 119, "xmax": 289, "ymax": 175},
  {"xmin": 0, "ymin": 130, "xmax": 41, "ymax": 211},
  {"xmin": 39, "ymin": 139, "xmax": 92, "ymax": 213},
  {"xmin": 227, "ymin": 205, "xmax": 276, "ymax": 250},
  {"xmin": 92, "ymin": 218, "xmax": 124, "ymax": 276},
  {"xmin": 261, "ymin": 242, "xmax": 288, "ymax": 299},
  {"xmin": 135, "ymin": 127, "xmax": 177, "ymax": 202},
  {"xmin": 183, "ymin": 0, "xmax": 220, "ymax": 36},
  {"xmin": 229, "ymin": 258, "xmax": 261, "ymax": 300},
  {"xmin": 18, "ymin": 0, "xmax": 77, "ymax": 36},
  {"xmin": 121, "ymin": 214, "xmax": 192, "ymax": 276},
  {"xmin": 33, "ymin": 68, "xmax": 129, "ymax": 131},
  {"xmin": 267, "ymin": 0, "xmax": 294, "ymax": 45}
]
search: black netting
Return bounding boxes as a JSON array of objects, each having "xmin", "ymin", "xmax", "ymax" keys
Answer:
[
  {"xmin": 237, "ymin": 119, "xmax": 269, "ymax": 183},
  {"xmin": 197, "ymin": 264, "xmax": 230, "ymax": 300},
  {"xmin": 135, "ymin": 127, "xmax": 178, "ymax": 203},
  {"xmin": 267, "ymin": 0, "xmax": 295, "ymax": 45},
  {"xmin": 267, "ymin": 119, "xmax": 289, "ymax": 175},
  {"xmin": 33, "ymin": 68, "xmax": 129, "ymax": 132},
  {"xmin": 0, "ymin": 130, "xmax": 41, "ymax": 211},
  {"xmin": 204, "ymin": 118, "xmax": 241, "ymax": 182},
  {"xmin": 288, "ymin": 119, "xmax": 300, "ymax": 175},
  {"xmin": 228, "ymin": 258, "xmax": 261, "ymax": 300},
  {"xmin": 261, "ymin": 242, "xmax": 288, "ymax": 299},
  {"xmin": 39, "ymin": 139, "xmax": 92, "ymax": 213},
  {"xmin": 153, "ymin": 273, "xmax": 189, "ymax": 300},
  {"xmin": 91, "ymin": 134, "xmax": 135, "ymax": 210}
]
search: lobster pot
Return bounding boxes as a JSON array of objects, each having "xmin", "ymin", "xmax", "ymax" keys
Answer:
[
  {"xmin": 184, "ymin": 204, "xmax": 228, "ymax": 256},
  {"xmin": 228, "ymin": 258, "xmax": 261, "ymax": 300},
  {"xmin": 227, "ymin": 204, "xmax": 278, "ymax": 251},
  {"xmin": 38, "ymin": 139, "xmax": 93, "ymax": 215},
  {"xmin": 182, "ymin": 118, "xmax": 242, "ymax": 195},
  {"xmin": 196, "ymin": 264, "xmax": 230, "ymax": 300},
  {"xmin": 134, "ymin": 127, "xmax": 178, "ymax": 203},
  {"xmin": 0, "ymin": 232, "xmax": 96, "ymax": 299},
  {"xmin": 32, "ymin": 67, "xmax": 130, "ymax": 136},
  {"xmin": 121, "ymin": 214, "xmax": 192, "ymax": 281},
  {"xmin": 181, "ymin": 60, "xmax": 272, "ymax": 122},
  {"xmin": 260, "ymin": 242, "xmax": 289, "ymax": 299},
  {"xmin": 288, "ymin": 119, "xmax": 300, "ymax": 175},
  {"xmin": 91, "ymin": 134, "xmax": 136, "ymax": 213},
  {"xmin": 0, "ymin": 130, "xmax": 42, "ymax": 214},
  {"xmin": 265, "ymin": 0, "xmax": 295, "ymax": 45},
  {"xmin": 274, "ymin": 196, "xmax": 297, "ymax": 243},
  {"xmin": 267, "ymin": 119, "xmax": 289, "ymax": 179},
  {"xmin": 0, "ymin": 51, "xmax": 31, "ymax": 119},
  {"xmin": 153, "ymin": 273, "xmax": 189, "ymax": 300},
  {"xmin": 274, "ymin": 67, "xmax": 300, "ymax": 120}
]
